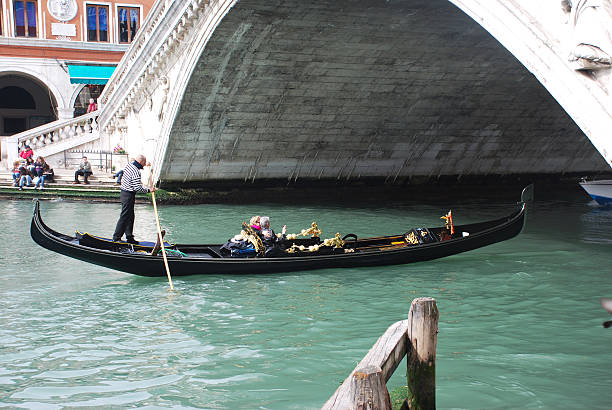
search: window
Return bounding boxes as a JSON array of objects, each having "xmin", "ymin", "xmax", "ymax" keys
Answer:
[
  {"xmin": 73, "ymin": 84, "xmax": 104, "ymax": 117},
  {"xmin": 118, "ymin": 6, "xmax": 139, "ymax": 43},
  {"xmin": 87, "ymin": 4, "xmax": 109, "ymax": 42},
  {"xmin": 14, "ymin": 0, "xmax": 37, "ymax": 37}
]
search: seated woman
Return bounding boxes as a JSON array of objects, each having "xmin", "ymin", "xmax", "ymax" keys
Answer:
[
  {"xmin": 17, "ymin": 166, "xmax": 34, "ymax": 190},
  {"xmin": 220, "ymin": 216, "xmax": 288, "ymax": 258},
  {"xmin": 249, "ymin": 215, "xmax": 261, "ymax": 232},
  {"xmin": 25, "ymin": 156, "xmax": 36, "ymax": 174},
  {"xmin": 19, "ymin": 145, "xmax": 33, "ymax": 162},
  {"xmin": 258, "ymin": 216, "xmax": 287, "ymax": 256},
  {"xmin": 33, "ymin": 156, "xmax": 50, "ymax": 190}
]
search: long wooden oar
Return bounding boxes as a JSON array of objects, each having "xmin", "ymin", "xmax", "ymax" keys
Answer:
[{"xmin": 149, "ymin": 167, "xmax": 173, "ymax": 290}]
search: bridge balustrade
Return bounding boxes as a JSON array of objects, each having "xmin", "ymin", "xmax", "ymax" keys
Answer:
[{"xmin": 6, "ymin": 111, "xmax": 101, "ymax": 165}]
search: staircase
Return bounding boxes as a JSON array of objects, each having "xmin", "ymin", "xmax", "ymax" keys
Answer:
[
  {"xmin": 4, "ymin": 111, "xmax": 102, "ymax": 170},
  {"xmin": 0, "ymin": 166, "xmax": 122, "ymax": 200}
]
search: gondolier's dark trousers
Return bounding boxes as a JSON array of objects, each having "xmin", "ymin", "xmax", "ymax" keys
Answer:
[{"xmin": 113, "ymin": 190, "xmax": 136, "ymax": 241}]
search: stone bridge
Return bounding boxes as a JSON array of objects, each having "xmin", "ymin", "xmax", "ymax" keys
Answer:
[{"xmin": 19, "ymin": 0, "xmax": 612, "ymax": 187}]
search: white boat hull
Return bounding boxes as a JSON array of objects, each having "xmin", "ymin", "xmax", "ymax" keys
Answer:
[{"xmin": 579, "ymin": 179, "xmax": 612, "ymax": 205}]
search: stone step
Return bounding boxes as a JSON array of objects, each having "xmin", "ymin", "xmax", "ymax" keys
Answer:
[
  {"xmin": 1, "ymin": 181, "xmax": 120, "ymax": 188},
  {"xmin": 0, "ymin": 184, "xmax": 139, "ymax": 203},
  {"xmin": 0, "ymin": 185, "xmax": 120, "ymax": 193},
  {"xmin": 0, "ymin": 172, "xmax": 120, "ymax": 187},
  {"xmin": 0, "ymin": 175, "xmax": 121, "ymax": 190},
  {"xmin": 0, "ymin": 164, "xmax": 154, "ymax": 201}
]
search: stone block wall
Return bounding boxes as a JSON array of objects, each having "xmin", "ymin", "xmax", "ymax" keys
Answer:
[{"xmin": 159, "ymin": 0, "xmax": 609, "ymax": 186}]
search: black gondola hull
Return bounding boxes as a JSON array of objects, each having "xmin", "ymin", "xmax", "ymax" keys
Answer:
[{"xmin": 31, "ymin": 200, "xmax": 526, "ymax": 277}]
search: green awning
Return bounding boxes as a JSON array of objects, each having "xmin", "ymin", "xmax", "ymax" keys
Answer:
[{"xmin": 67, "ymin": 64, "xmax": 116, "ymax": 84}]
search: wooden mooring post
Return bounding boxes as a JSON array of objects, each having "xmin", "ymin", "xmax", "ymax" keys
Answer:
[
  {"xmin": 406, "ymin": 297, "xmax": 439, "ymax": 410},
  {"xmin": 322, "ymin": 297, "xmax": 439, "ymax": 410}
]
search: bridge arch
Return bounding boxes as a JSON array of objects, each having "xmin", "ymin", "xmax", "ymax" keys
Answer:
[
  {"xmin": 152, "ymin": 0, "xmax": 239, "ymax": 183},
  {"xmin": 449, "ymin": 0, "xmax": 612, "ymax": 167},
  {"xmin": 101, "ymin": 0, "xmax": 611, "ymax": 186}
]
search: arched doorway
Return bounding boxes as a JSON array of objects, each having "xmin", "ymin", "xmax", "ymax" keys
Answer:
[
  {"xmin": 0, "ymin": 73, "xmax": 58, "ymax": 136},
  {"xmin": 73, "ymin": 84, "xmax": 105, "ymax": 117}
]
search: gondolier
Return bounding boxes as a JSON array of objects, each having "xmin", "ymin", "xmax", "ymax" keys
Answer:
[{"xmin": 112, "ymin": 154, "xmax": 154, "ymax": 244}]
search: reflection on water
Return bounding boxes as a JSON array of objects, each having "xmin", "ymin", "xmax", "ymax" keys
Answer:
[
  {"xmin": 582, "ymin": 205, "xmax": 612, "ymax": 244},
  {"xmin": 1, "ymin": 186, "xmax": 611, "ymax": 409}
]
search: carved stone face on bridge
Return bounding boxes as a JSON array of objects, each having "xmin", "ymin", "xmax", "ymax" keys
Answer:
[{"xmin": 565, "ymin": 0, "xmax": 612, "ymax": 70}]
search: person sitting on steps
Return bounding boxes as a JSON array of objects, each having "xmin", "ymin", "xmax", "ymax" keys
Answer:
[
  {"xmin": 113, "ymin": 170, "xmax": 124, "ymax": 185},
  {"xmin": 17, "ymin": 165, "xmax": 34, "ymax": 190},
  {"xmin": 19, "ymin": 145, "xmax": 33, "ymax": 162},
  {"xmin": 73, "ymin": 156, "xmax": 93, "ymax": 184},
  {"xmin": 33, "ymin": 156, "xmax": 51, "ymax": 190},
  {"xmin": 11, "ymin": 161, "xmax": 21, "ymax": 187}
]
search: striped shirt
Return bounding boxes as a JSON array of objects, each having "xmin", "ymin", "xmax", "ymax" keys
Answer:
[{"xmin": 120, "ymin": 161, "xmax": 149, "ymax": 193}]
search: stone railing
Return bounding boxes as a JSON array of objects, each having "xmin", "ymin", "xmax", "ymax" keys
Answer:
[
  {"xmin": 95, "ymin": 0, "xmax": 235, "ymax": 185},
  {"xmin": 98, "ymin": 0, "xmax": 238, "ymax": 184},
  {"xmin": 97, "ymin": 0, "xmax": 210, "ymax": 134},
  {"xmin": 6, "ymin": 111, "xmax": 100, "ymax": 164}
]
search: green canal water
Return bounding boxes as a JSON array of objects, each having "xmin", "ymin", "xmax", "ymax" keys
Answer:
[{"xmin": 1, "ymin": 185, "xmax": 611, "ymax": 409}]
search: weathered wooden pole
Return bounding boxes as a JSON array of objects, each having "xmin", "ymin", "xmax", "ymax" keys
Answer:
[
  {"xmin": 323, "ymin": 319, "xmax": 409, "ymax": 409},
  {"xmin": 406, "ymin": 297, "xmax": 438, "ymax": 410},
  {"xmin": 348, "ymin": 365, "xmax": 392, "ymax": 410}
]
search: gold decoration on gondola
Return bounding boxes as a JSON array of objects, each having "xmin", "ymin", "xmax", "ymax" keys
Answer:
[
  {"xmin": 440, "ymin": 210, "xmax": 454, "ymax": 234},
  {"xmin": 323, "ymin": 233, "xmax": 345, "ymax": 248},
  {"xmin": 286, "ymin": 243, "xmax": 322, "ymax": 253},
  {"xmin": 286, "ymin": 222, "xmax": 322, "ymax": 240},
  {"xmin": 405, "ymin": 232, "xmax": 419, "ymax": 245},
  {"xmin": 241, "ymin": 222, "xmax": 265, "ymax": 256},
  {"xmin": 285, "ymin": 232, "xmax": 345, "ymax": 253},
  {"xmin": 303, "ymin": 222, "xmax": 322, "ymax": 238}
]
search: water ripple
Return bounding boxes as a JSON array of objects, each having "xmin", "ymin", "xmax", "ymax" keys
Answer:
[
  {"xmin": 1, "ymin": 197, "xmax": 612, "ymax": 408},
  {"xmin": 12, "ymin": 375, "xmax": 184, "ymax": 399}
]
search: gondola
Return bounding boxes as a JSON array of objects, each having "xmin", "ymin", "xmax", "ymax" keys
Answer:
[{"xmin": 30, "ymin": 187, "xmax": 530, "ymax": 277}]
